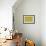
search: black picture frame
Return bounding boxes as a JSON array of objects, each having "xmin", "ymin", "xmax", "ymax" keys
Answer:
[{"xmin": 23, "ymin": 15, "xmax": 35, "ymax": 24}]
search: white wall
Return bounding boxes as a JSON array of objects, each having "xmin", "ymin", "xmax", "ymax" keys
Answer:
[
  {"xmin": 0, "ymin": 0, "xmax": 16, "ymax": 30},
  {"xmin": 13, "ymin": 0, "xmax": 41, "ymax": 46},
  {"xmin": 41, "ymin": 0, "xmax": 46, "ymax": 46}
]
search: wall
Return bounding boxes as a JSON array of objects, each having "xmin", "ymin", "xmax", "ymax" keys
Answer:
[
  {"xmin": 13, "ymin": 0, "xmax": 41, "ymax": 46},
  {"xmin": 41, "ymin": 0, "xmax": 46, "ymax": 46},
  {"xmin": 0, "ymin": 0, "xmax": 16, "ymax": 30}
]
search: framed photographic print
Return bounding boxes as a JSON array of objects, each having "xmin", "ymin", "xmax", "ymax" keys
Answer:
[{"xmin": 23, "ymin": 15, "xmax": 35, "ymax": 24}]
